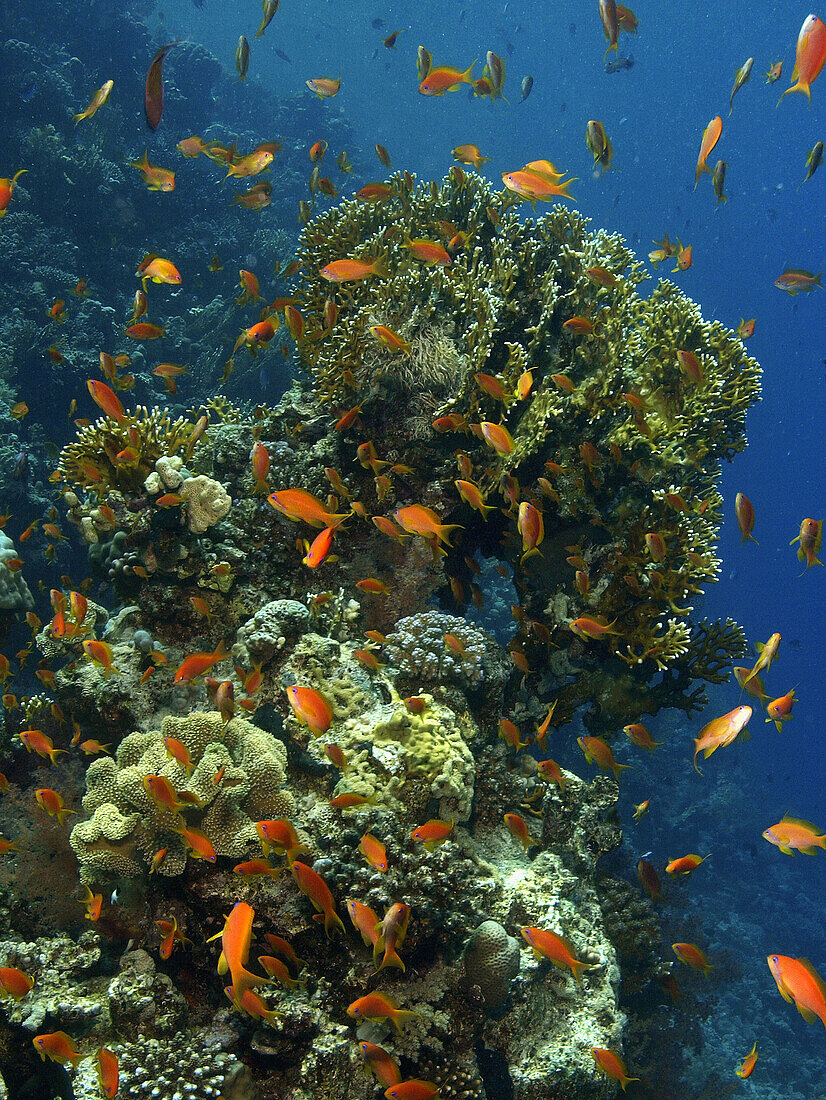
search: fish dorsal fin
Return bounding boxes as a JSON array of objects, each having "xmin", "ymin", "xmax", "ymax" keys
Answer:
[{"xmin": 781, "ymin": 815, "xmax": 821, "ymax": 833}]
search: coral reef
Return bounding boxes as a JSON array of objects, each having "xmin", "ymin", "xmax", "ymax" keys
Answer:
[{"xmin": 0, "ymin": 532, "xmax": 34, "ymax": 611}]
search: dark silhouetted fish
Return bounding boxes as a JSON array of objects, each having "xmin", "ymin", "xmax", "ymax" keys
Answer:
[
  {"xmin": 605, "ymin": 54, "xmax": 633, "ymax": 73},
  {"xmin": 520, "ymin": 75, "xmax": 533, "ymax": 101},
  {"xmin": 274, "ymin": 47, "xmax": 292, "ymax": 62}
]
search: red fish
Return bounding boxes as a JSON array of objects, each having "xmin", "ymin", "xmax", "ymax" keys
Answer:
[
  {"xmin": 695, "ymin": 116, "xmax": 722, "ymax": 188},
  {"xmin": 145, "ymin": 43, "xmax": 176, "ymax": 129},
  {"xmin": 291, "ymin": 861, "xmax": 346, "ymax": 936},
  {"xmin": 768, "ymin": 954, "xmax": 826, "ymax": 1028},
  {"xmin": 778, "ymin": 14, "xmax": 826, "ymax": 102}
]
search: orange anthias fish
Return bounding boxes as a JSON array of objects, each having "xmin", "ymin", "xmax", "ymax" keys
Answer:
[
  {"xmin": 347, "ymin": 992, "xmax": 419, "ymax": 1032},
  {"xmin": 744, "ymin": 632, "xmax": 781, "ymax": 685},
  {"xmin": 0, "ymin": 966, "xmax": 34, "ymax": 1000},
  {"xmin": 453, "ymin": 144, "xmax": 491, "ymax": 171},
  {"xmin": 577, "ymin": 736, "xmax": 631, "ymax": 781},
  {"xmin": 765, "ymin": 688, "xmax": 797, "ymax": 732},
  {"xmin": 291, "ymin": 861, "xmax": 346, "ymax": 936},
  {"xmin": 359, "ymin": 1041, "xmax": 402, "ymax": 1088},
  {"xmin": 375, "ymin": 901, "xmax": 411, "ymax": 971},
  {"xmin": 502, "ymin": 161, "xmax": 576, "ymax": 205},
  {"xmin": 268, "ymin": 488, "xmax": 350, "ymax": 529},
  {"xmin": 479, "ymin": 421, "xmax": 514, "ymax": 455},
  {"xmin": 521, "ymin": 926, "xmax": 593, "ymax": 983},
  {"xmin": 359, "ymin": 832, "xmax": 388, "ymax": 872},
  {"xmin": 790, "ymin": 518, "xmax": 823, "ymax": 571},
  {"xmin": 74, "ymin": 79, "xmax": 114, "ymax": 123},
  {"xmin": 173, "ymin": 640, "xmax": 229, "ymax": 683},
  {"xmin": 590, "ymin": 1048, "xmax": 639, "ymax": 1092},
  {"xmin": 306, "ymin": 75, "xmax": 341, "ymax": 98},
  {"xmin": 637, "ymin": 858, "xmax": 662, "ymax": 900},
  {"xmin": 673, "ymin": 942, "xmax": 713, "ymax": 977},
  {"xmin": 517, "ymin": 501, "xmax": 544, "ymax": 563},
  {"xmin": 86, "ymin": 379, "xmax": 126, "ymax": 423},
  {"xmin": 35, "ymin": 788, "xmax": 75, "ymax": 826},
  {"xmin": 214, "ymin": 901, "xmax": 271, "ymax": 1005},
  {"xmin": 735, "ymin": 1042, "xmax": 758, "ymax": 1080},
  {"xmin": 599, "ymin": 0, "xmax": 619, "ymax": 56},
  {"xmin": 734, "ymin": 492, "xmax": 758, "ymax": 544},
  {"xmin": 82, "ymin": 639, "xmax": 121, "ymax": 677},
  {"xmin": 0, "ymin": 169, "xmax": 26, "ymax": 218},
  {"xmin": 767, "ymin": 954, "xmax": 826, "ymax": 1029},
  {"xmin": 623, "ymin": 724, "xmax": 662, "ymax": 751},
  {"xmin": 419, "ymin": 61, "xmax": 476, "ymax": 95},
  {"xmin": 130, "ymin": 151, "xmax": 175, "ymax": 192},
  {"xmin": 33, "ymin": 1031, "xmax": 81, "ymax": 1068},
  {"xmin": 778, "ymin": 14, "xmax": 826, "ymax": 103},
  {"xmin": 410, "ymin": 818, "xmax": 455, "ymax": 850},
  {"xmin": 393, "ymin": 504, "xmax": 462, "ymax": 547},
  {"xmin": 666, "ymin": 853, "xmax": 710, "ymax": 876},
  {"xmin": 692, "ymin": 705, "xmax": 751, "ymax": 773},
  {"xmin": 96, "ymin": 1048, "xmax": 119, "ymax": 1099},
  {"xmin": 286, "ymin": 685, "xmax": 333, "ymax": 735},
  {"xmin": 145, "ymin": 43, "xmax": 175, "ymax": 129},
  {"xmin": 762, "ymin": 815, "xmax": 826, "ymax": 856},
  {"xmin": 320, "ymin": 256, "xmax": 388, "ymax": 283},
  {"xmin": 19, "ymin": 729, "xmax": 67, "ymax": 765},
  {"xmin": 694, "ymin": 116, "xmax": 723, "ymax": 188},
  {"xmin": 137, "ymin": 253, "xmax": 181, "ymax": 290}
]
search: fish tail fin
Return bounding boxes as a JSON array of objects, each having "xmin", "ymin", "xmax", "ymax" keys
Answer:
[
  {"xmin": 371, "ymin": 254, "xmax": 390, "ymax": 279},
  {"xmin": 777, "ymin": 81, "xmax": 810, "ymax": 105},
  {"xmin": 390, "ymin": 1009, "xmax": 420, "ymax": 1033},
  {"xmin": 692, "ymin": 744, "xmax": 703, "ymax": 775},
  {"xmin": 378, "ymin": 947, "xmax": 406, "ymax": 973},
  {"xmin": 436, "ymin": 522, "xmax": 464, "ymax": 547},
  {"xmin": 570, "ymin": 960, "xmax": 593, "ymax": 985},
  {"xmin": 48, "ymin": 748, "xmax": 69, "ymax": 765},
  {"xmin": 324, "ymin": 909, "xmax": 346, "ymax": 937},
  {"xmin": 213, "ymin": 639, "xmax": 230, "ymax": 662},
  {"xmin": 461, "ymin": 60, "xmax": 477, "ymax": 84}
]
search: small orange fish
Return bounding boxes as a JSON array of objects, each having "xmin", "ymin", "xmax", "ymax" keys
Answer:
[
  {"xmin": 478, "ymin": 421, "xmax": 514, "ymax": 456},
  {"xmin": 143, "ymin": 774, "xmax": 187, "ymax": 814},
  {"xmin": 130, "ymin": 151, "xmax": 175, "ymax": 191},
  {"xmin": 82, "ymin": 639, "xmax": 120, "ymax": 677},
  {"xmin": 763, "ymin": 815, "xmax": 826, "ymax": 855},
  {"xmin": 371, "ymin": 324, "xmax": 412, "ymax": 354},
  {"xmin": 735, "ymin": 1042, "xmax": 758, "ymax": 1079},
  {"xmin": 74, "ymin": 79, "xmax": 114, "ymax": 123},
  {"xmin": 157, "ymin": 914, "xmax": 192, "ymax": 959},
  {"xmin": 174, "ymin": 822, "xmax": 216, "ymax": 862},
  {"xmin": 347, "ymin": 992, "xmax": 419, "ymax": 1032},
  {"xmin": 19, "ymin": 729, "xmax": 67, "ymax": 765},
  {"xmin": 665, "ymin": 853, "xmax": 710, "ymax": 876},
  {"xmin": 744, "ymin": 633, "xmax": 781, "ymax": 685},
  {"xmin": 673, "ymin": 942, "xmax": 713, "ymax": 976},
  {"xmin": 96, "ymin": 1047, "xmax": 119, "ymax": 1099},
  {"xmin": 291, "ymin": 860, "xmax": 346, "ymax": 936},
  {"xmin": 286, "ymin": 685, "xmax": 333, "ymax": 735},
  {"xmin": 419, "ymin": 61, "xmax": 475, "ymax": 95},
  {"xmin": 136, "ymin": 253, "xmax": 181, "ymax": 289},
  {"xmin": 33, "ymin": 1031, "xmax": 81, "ymax": 1068},
  {"xmin": 35, "ymin": 788, "xmax": 75, "ymax": 826},
  {"xmin": 306, "ymin": 75, "xmax": 341, "ymax": 98},
  {"xmin": 590, "ymin": 1048, "xmax": 639, "ymax": 1092},
  {"xmin": 0, "ymin": 169, "xmax": 26, "ymax": 218},
  {"xmin": 359, "ymin": 832, "xmax": 388, "ymax": 871},
  {"xmin": 360, "ymin": 1041, "xmax": 402, "ymax": 1087},
  {"xmin": 623, "ymin": 724, "xmax": 662, "ymax": 751},
  {"xmin": 768, "ymin": 953, "xmax": 826, "ymax": 1029},
  {"xmin": 503, "ymin": 812, "xmax": 536, "ymax": 851},
  {"xmin": 410, "ymin": 818, "xmax": 454, "ymax": 850},
  {"xmin": 578, "ymin": 736, "xmax": 631, "ymax": 781},
  {"xmin": 163, "ymin": 735, "xmax": 195, "ymax": 774},
  {"xmin": 256, "ymin": 819, "xmax": 309, "ymax": 862},
  {"xmin": 174, "ymin": 640, "xmax": 229, "ymax": 684},
  {"xmin": 520, "ymin": 926, "xmax": 593, "ymax": 982},
  {"xmin": 394, "ymin": 504, "xmax": 462, "ymax": 547},
  {"xmin": 734, "ymin": 492, "xmax": 758, "ymax": 544},
  {"xmin": 694, "ymin": 116, "xmax": 723, "ymax": 188},
  {"xmin": 0, "ymin": 966, "xmax": 33, "ymax": 1000},
  {"xmin": 778, "ymin": 14, "xmax": 826, "ymax": 103},
  {"xmin": 790, "ymin": 518, "xmax": 823, "ymax": 571},
  {"xmin": 765, "ymin": 688, "xmax": 797, "ymax": 732}
]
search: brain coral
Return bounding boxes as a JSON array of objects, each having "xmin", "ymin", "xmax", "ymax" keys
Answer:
[{"xmin": 69, "ymin": 711, "xmax": 294, "ymax": 881}]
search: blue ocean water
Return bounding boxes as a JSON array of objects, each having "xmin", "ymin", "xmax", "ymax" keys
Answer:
[{"xmin": 1, "ymin": 0, "xmax": 825, "ymax": 1095}]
